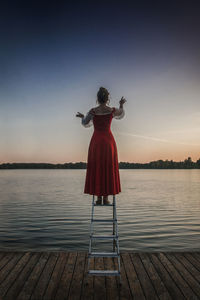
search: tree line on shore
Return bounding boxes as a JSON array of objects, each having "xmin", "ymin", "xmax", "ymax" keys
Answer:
[{"xmin": 0, "ymin": 157, "xmax": 200, "ymax": 169}]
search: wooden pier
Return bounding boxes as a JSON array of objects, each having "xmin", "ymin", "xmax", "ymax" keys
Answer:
[{"xmin": 0, "ymin": 251, "xmax": 200, "ymax": 299}]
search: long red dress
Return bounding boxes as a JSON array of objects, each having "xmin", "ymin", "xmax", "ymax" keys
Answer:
[{"xmin": 84, "ymin": 107, "xmax": 121, "ymax": 196}]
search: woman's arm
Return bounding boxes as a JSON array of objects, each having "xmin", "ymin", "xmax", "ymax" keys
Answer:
[
  {"xmin": 113, "ymin": 97, "xmax": 126, "ymax": 119},
  {"xmin": 76, "ymin": 111, "xmax": 93, "ymax": 127},
  {"xmin": 82, "ymin": 111, "xmax": 93, "ymax": 127}
]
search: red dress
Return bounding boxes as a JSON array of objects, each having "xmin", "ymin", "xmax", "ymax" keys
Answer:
[{"xmin": 84, "ymin": 107, "xmax": 121, "ymax": 196}]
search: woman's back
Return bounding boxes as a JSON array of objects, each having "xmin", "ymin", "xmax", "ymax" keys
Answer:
[
  {"xmin": 92, "ymin": 105, "xmax": 113, "ymax": 115},
  {"xmin": 90, "ymin": 107, "xmax": 115, "ymax": 132}
]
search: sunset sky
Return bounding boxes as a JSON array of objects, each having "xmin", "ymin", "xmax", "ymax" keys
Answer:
[{"xmin": 1, "ymin": 1, "xmax": 200, "ymax": 163}]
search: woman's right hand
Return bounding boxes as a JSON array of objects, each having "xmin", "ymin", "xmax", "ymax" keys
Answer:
[
  {"xmin": 119, "ymin": 96, "xmax": 127, "ymax": 106},
  {"xmin": 76, "ymin": 112, "xmax": 84, "ymax": 118}
]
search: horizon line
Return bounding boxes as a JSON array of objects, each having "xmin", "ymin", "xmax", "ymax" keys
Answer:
[{"xmin": 0, "ymin": 157, "xmax": 199, "ymax": 165}]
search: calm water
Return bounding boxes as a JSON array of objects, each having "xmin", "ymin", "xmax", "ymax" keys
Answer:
[{"xmin": 0, "ymin": 169, "xmax": 200, "ymax": 252}]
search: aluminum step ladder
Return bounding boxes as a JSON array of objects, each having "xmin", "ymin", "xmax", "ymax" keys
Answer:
[{"xmin": 87, "ymin": 195, "xmax": 121, "ymax": 283}]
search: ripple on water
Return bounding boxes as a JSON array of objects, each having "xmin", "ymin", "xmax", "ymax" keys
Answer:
[{"xmin": 0, "ymin": 169, "xmax": 200, "ymax": 251}]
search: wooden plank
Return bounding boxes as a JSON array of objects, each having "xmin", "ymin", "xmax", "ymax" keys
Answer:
[
  {"xmin": 54, "ymin": 252, "xmax": 77, "ymax": 300},
  {"xmin": 16, "ymin": 252, "xmax": 49, "ymax": 300},
  {"xmin": 130, "ymin": 253, "xmax": 159, "ymax": 299},
  {"xmin": 0, "ymin": 252, "xmax": 32, "ymax": 298},
  {"xmin": 43, "ymin": 252, "xmax": 69, "ymax": 300},
  {"xmin": 82, "ymin": 255, "xmax": 94, "ymax": 300},
  {"xmin": 0, "ymin": 252, "xmax": 19, "ymax": 274},
  {"xmin": 189, "ymin": 252, "xmax": 200, "ymax": 262},
  {"xmin": 93, "ymin": 257, "xmax": 106, "ymax": 300},
  {"xmin": 119, "ymin": 253, "xmax": 133, "ymax": 300},
  {"xmin": 149, "ymin": 253, "xmax": 185, "ymax": 299},
  {"xmin": 104, "ymin": 257, "xmax": 119, "ymax": 300},
  {"xmin": 0, "ymin": 252, "xmax": 6, "ymax": 262},
  {"xmin": 139, "ymin": 252, "xmax": 172, "ymax": 300},
  {"xmin": 183, "ymin": 252, "xmax": 200, "ymax": 273},
  {"xmin": 194, "ymin": 252, "xmax": 200, "ymax": 261},
  {"xmin": 31, "ymin": 252, "xmax": 59, "ymax": 300},
  {"xmin": 121, "ymin": 252, "xmax": 144, "ymax": 299},
  {"xmin": 157, "ymin": 252, "xmax": 196, "ymax": 299},
  {"xmin": 68, "ymin": 252, "xmax": 86, "ymax": 300},
  {"xmin": 166, "ymin": 252, "xmax": 200, "ymax": 298},
  {"xmin": 4, "ymin": 252, "xmax": 41, "ymax": 300},
  {"xmin": 191, "ymin": 251, "xmax": 200, "ymax": 261}
]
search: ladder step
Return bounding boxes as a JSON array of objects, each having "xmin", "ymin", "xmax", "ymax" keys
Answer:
[
  {"xmin": 91, "ymin": 235, "xmax": 118, "ymax": 239},
  {"xmin": 88, "ymin": 270, "xmax": 120, "ymax": 276},
  {"xmin": 94, "ymin": 204, "xmax": 114, "ymax": 206},
  {"xmin": 89, "ymin": 252, "xmax": 119, "ymax": 257},
  {"xmin": 91, "ymin": 219, "xmax": 117, "ymax": 223}
]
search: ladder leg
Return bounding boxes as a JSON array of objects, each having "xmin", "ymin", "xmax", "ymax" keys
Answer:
[
  {"xmin": 88, "ymin": 195, "xmax": 95, "ymax": 272},
  {"xmin": 114, "ymin": 195, "xmax": 121, "ymax": 281},
  {"xmin": 112, "ymin": 195, "xmax": 115, "ymax": 252}
]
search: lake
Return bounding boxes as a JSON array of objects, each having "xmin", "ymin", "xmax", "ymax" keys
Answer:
[{"xmin": 0, "ymin": 169, "xmax": 200, "ymax": 252}]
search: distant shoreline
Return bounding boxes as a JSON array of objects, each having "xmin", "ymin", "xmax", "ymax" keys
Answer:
[{"xmin": 0, "ymin": 157, "xmax": 200, "ymax": 169}]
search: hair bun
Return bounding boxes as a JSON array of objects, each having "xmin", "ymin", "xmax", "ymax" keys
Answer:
[{"xmin": 97, "ymin": 87, "xmax": 110, "ymax": 104}]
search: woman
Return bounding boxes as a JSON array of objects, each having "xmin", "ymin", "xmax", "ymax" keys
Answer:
[{"xmin": 76, "ymin": 87, "xmax": 126, "ymax": 205}]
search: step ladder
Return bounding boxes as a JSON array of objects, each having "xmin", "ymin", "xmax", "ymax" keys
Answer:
[{"xmin": 87, "ymin": 195, "xmax": 121, "ymax": 283}]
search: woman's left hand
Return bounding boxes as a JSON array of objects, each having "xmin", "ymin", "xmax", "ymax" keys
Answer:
[
  {"xmin": 119, "ymin": 97, "xmax": 127, "ymax": 105},
  {"xmin": 76, "ymin": 112, "xmax": 84, "ymax": 118}
]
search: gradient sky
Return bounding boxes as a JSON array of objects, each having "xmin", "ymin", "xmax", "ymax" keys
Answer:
[{"xmin": 1, "ymin": 1, "xmax": 200, "ymax": 163}]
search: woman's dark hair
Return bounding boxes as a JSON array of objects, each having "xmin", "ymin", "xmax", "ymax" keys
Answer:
[{"xmin": 96, "ymin": 87, "xmax": 110, "ymax": 105}]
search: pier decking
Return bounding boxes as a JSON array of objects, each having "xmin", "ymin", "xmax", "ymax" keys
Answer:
[{"xmin": 0, "ymin": 251, "xmax": 200, "ymax": 299}]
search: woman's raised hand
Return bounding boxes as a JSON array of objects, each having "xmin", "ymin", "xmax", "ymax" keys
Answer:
[
  {"xmin": 76, "ymin": 112, "xmax": 84, "ymax": 118},
  {"xmin": 119, "ymin": 96, "xmax": 127, "ymax": 106}
]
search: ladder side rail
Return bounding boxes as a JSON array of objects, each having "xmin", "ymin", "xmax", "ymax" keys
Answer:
[
  {"xmin": 89, "ymin": 194, "xmax": 95, "ymax": 253},
  {"xmin": 113, "ymin": 195, "xmax": 116, "ymax": 252},
  {"xmin": 88, "ymin": 194, "xmax": 95, "ymax": 271},
  {"xmin": 114, "ymin": 195, "xmax": 121, "ymax": 276}
]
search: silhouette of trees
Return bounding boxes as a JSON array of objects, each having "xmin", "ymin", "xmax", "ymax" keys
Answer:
[
  {"xmin": 119, "ymin": 157, "xmax": 199, "ymax": 169},
  {"xmin": 0, "ymin": 157, "xmax": 199, "ymax": 169},
  {"xmin": 197, "ymin": 159, "xmax": 200, "ymax": 167},
  {"xmin": 0, "ymin": 162, "xmax": 87, "ymax": 169}
]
